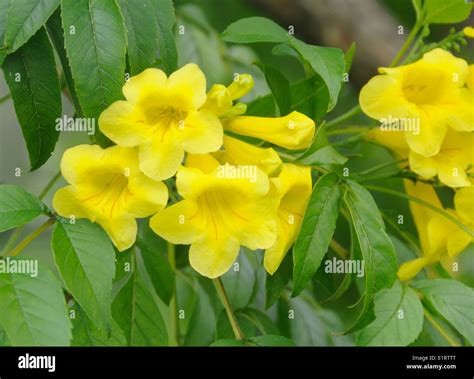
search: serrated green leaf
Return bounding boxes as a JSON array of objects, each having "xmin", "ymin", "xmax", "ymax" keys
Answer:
[
  {"xmin": 343, "ymin": 180, "xmax": 398, "ymax": 333},
  {"xmin": 265, "ymin": 252, "xmax": 292, "ymax": 309},
  {"xmin": 289, "ymin": 39, "xmax": 345, "ymax": 110},
  {"xmin": 137, "ymin": 223, "xmax": 174, "ymax": 305},
  {"xmin": 357, "ymin": 281, "xmax": 423, "ymax": 346},
  {"xmin": 150, "ymin": 0, "xmax": 177, "ymax": 74},
  {"xmin": 3, "ymin": 0, "xmax": 60, "ymax": 52},
  {"xmin": 293, "ymin": 173, "xmax": 342, "ymax": 296},
  {"xmin": 112, "ymin": 255, "xmax": 168, "ymax": 346},
  {"xmin": 71, "ymin": 303, "xmax": 126, "ymax": 346},
  {"xmin": 221, "ymin": 16, "xmax": 289, "ymax": 44},
  {"xmin": 117, "ymin": 0, "xmax": 158, "ymax": 75},
  {"xmin": 0, "ymin": 185, "xmax": 47, "ymax": 232},
  {"xmin": 45, "ymin": 8, "xmax": 82, "ymax": 113},
  {"xmin": 414, "ymin": 279, "xmax": 474, "ymax": 344},
  {"xmin": 3, "ymin": 27, "xmax": 61, "ymax": 170},
  {"xmin": 52, "ymin": 218, "xmax": 115, "ymax": 333},
  {"xmin": 0, "ymin": 259, "xmax": 71, "ymax": 346},
  {"xmin": 61, "ymin": 0, "xmax": 126, "ymax": 146},
  {"xmin": 424, "ymin": 0, "xmax": 472, "ymax": 24}
]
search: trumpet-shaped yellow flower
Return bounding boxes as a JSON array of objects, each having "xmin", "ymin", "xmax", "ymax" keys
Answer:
[
  {"xmin": 53, "ymin": 145, "xmax": 168, "ymax": 251},
  {"xmin": 223, "ymin": 111, "xmax": 315, "ymax": 150},
  {"xmin": 264, "ymin": 164, "xmax": 312, "ymax": 274},
  {"xmin": 202, "ymin": 74, "xmax": 254, "ymax": 117},
  {"xmin": 397, "ymin": 181, "xmax": 474, "ymax": 281},
  {"xmin": 149, "ymin": 154, "xmax": 279, "ymax": 278},
  {"xmin": 360, "ymin": 49, "xmax": 471, "ymax": 157},
  {"xmin": 99, "ymin": 64, "xmax": 223, "ymax": 181},
  {"xmin": 367, "ymin": 128, "xmax": 474, "ymax": 188}
]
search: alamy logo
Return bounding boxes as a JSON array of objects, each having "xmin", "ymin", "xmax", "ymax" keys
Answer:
[
  {"xmin": 0, "ymin": 258, "xmax": 37, "ymax": 278},
  {"xmin": 217, "ymin": 163, "xmax": 257, "ymax": 183},
  {"xmin": 325, "ymin": 257, "xmax": 365, "ymax": 277},
  {"xmin": 55, "ymin": 115, "xmax": 95, "ymax": 135},
  {"xmin": 18, "ymin": 354, "xmax": 56, "ymax": 373},
  {"xmin": 380, "ymin": 115, "xmax": 420, "ymax": 135}
]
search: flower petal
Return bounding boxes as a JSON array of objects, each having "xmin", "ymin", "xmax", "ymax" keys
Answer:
[
  {"xmin": 126, "ymin": 175, "xmax": 168, "ymax": 217},
  {"xmin": 405, "ymin": 110, "xmax": 447, "ymax": 157},
  {"xmin": 99, "ymin": 216, "xmax": 137, "ymax": 252},
  {"xmin": 167, "ymin": 63, "xmax": 207, "ymax": 109},
  {"xmin": 99, "ymin": 101, "xmax": 150, "ymax": 147},
  {"xmin": 150, "ymin": 200, "xmax": 202, "ymax": 245},
  {"xmin": 138, "ymin": 139, "xmax": 184, "ymax": 181},
  {"xmin": 455, "ymin": 186, "xmax": 474, "ymax": 224},
  {"xmin": 53, "ymin": 186, "xmax": 89, "ymax": 219},
  {"xmin": 178, "ymin": 110, "xmax": 223, "ymax": 154},
  {"xmin": 123, "ymin": 68, "xmax": 167, "ymax": 104},
  {"xmin": 447, "ymin": 229, "xmax": 471, "ymax": 258},
  {"xmin": 188, "ymin": 236, "xmax": 240, "ymax": 278},
  {"xmin": 223, "ymin": 111, "xmax": 315, "ymax": 150},
  {"xmin": 397, "ymin": 257, "xmax": 433, "ymax": 281},
  {"xmin": 60, "ymin": 144, "xmax": 105, "ymax": 184}
]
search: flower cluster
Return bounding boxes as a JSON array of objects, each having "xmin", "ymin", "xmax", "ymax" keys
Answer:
[
  {"xmin": 53, "ymin": 64, "xmax": 315, "ymax": 278},
  {"xmin": 361, "ymin": 49, "xmax": 473, "ymax": 188},
  {"xmin": 359, "ymin": 48, "xmax": 474, "ymax": 280}
]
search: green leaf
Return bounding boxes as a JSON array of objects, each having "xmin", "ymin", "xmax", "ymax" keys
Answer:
[
  {"xmin": 260, "ymin": 64, "xmax": 291, "ymax": 116},
  {"xmin": 0, "ymin": 185, "xmax": 47, "ymax": 232},
  {"xmin": 344, "ymin": 42, "xmax": 356, "ymax": 74},
  {"xmin": 265, "ymin": 252, "xmax": 292, "ymax": 309},
  {"xmin": 117, "ymin": 0, "xmax": 158, "ymax": 75},
  {"xmin": 3, "ymin": 0, "xmax": 60, "ymax": 53},
  {"xmin": 289, "ymin": 39, "xmax": 345, "ymax": 110},
  {"xmin": 61, "ymin": 0, "xmax": 126, "ymax": 146},
  {"xmin": 0, "ymin": 326, "xmax": 9, "ymax": 346},
  {"xmin": 239, "ymin": 308, "xmax": 279, "ymax": 336},
  {"xmin": 289, "ymin": 76, "xmax": 329, "ymax": 122},
  {"xmin": 299, "ymin": 145, "xmax": 348, "ymax": 167},
  {"xmin": 150, "ymin": 0, "xmax": 178, "ymax": 74},
  {"xmin": 2, "ymin": 28, "xmax": 61, "ymax": 170},
  {"xmin": 424, "ymin": 0, "xmax": 472, "ymax": 24},
  {"xmin": 293, "ymin": 173, "xmax": 342, "ymax": 296},
  {"xmin": 112, "ymin": 255, "xmax": 168, "ymax": 346},
  {"xmin": 71, "ymin": 303, "xmax": 126, "ymax": 346},
  {"xmin": 52, "ymin": 218, "xmax": 116, "ymax": 333},
  {"xmin": 414, "ymin": 279, "xmax": 474, "ymax": 344},
  {"xmin": 211, "ymin": 339, "xmax": 245, "ymax": 346},
  {"xmin": 137, "ymin": 223, "xmax": 174, "ymax": 305},
  {"xmin": 357, "ymin": 281, "xmax": 423, "ymax": 346},
  {"xmin": 250, "ymin": 335, "xmax": 296, "ymax": 346},
  {"xmin": 246, "ymin": 94, "xmax": 276, "ymax": 117},
  {"xmin": 343, "ymin": 180, "xmax": 398, "ymax": 332},
  {"xmin": 45, "ymin": 8, "xmax": 81, "ymax": 113},
  {"xmin": 411, "ymin": 0, "xmax": 424, "ymax": 21},
  {"xmin": 0, "ymin": 259, "xmax": 71, "ymax": 345},
  {"xmin": 221, "ymin": 16, "xmax": 289, "ymax": 44},
  {"xmin": 0, "ymin": 0, "xmax": 10, "ymax": 49}
]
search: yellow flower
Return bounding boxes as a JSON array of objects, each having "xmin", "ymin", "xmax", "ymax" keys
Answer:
[
  {"xmin": 397, "ymin": 181, "xmax": 474, "ymax": 281},
  {"xmin": 99, "ymin": 64, "xmax": 223, "ymax": 181},
  {"xmin": 202, "ymin": 74, "xmax": 254, "ymax": 117},
  {"xmin": 463, "ymin": 26, "xmax": 474, "ymax": 38},
  {"xmin": 223, "ymin": 111, "xmax": 315, "ymax": 150},
  {"xmin": 367, "ymin": 128, "xmax": 474, "ymax": 188},
  {"xmin": 360, "ymin": 48, "xmax": 471, "ymax": 157},
  {"xmin": 53, "ymin": 145, "xmax": 168, "ymax": 251},
  {"xmin": 149, "ymin": 154, "xmax": 279, "ymax": 278},
  {"xmin": 264, "ymin": 164, "xmax": 312, "ymax": 274}
]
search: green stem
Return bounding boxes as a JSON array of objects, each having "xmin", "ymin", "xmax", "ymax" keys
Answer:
[
  {"xmin": 7, "ymin": 218, "xmax": 55, "ymax": 257},
  {"xmin": 38, "ymin": 171, "xmax": 62, "ymax": 200},
  {"xmin": 423, "ymin": 308, "xmax": 460, "ymax": 347},
  {"xmin": 167, "ymin": 242, "xmax": 180, "ymax": 346},
  {"xmin": 0, "ymin": 93, "xmax": 11, "ymax": 104},
  {"xmin": 365, "ymin": 185, "xmax": 474, "ymax": 238},
  {"xmin": 327, "ymin": 126, "xmax": 371, "ymax": 136},
  {"xmin": 326, "ymin": 105, "xmax": 361, "ymax": 128},
  {"xmin": 390, "ymin": 21, "xmax": 422, "ymax": 67},
  {"xmin": 356, "ymin": 159, "xmax": 407, "ymax": 176},
  {"xmin": 213, "ymin": 277, "xmax": 245, "ymax": 340},
  {"xmin": 329, "ymin": 239, "xmax": 349, "ymax": 259}
]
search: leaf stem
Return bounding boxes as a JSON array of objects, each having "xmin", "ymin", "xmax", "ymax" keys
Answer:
[
  {"xmin": 326, "ymin": 105, "xmax": 361, "ymax": 128},
  {"xmin": 423, "ymin": 308, "xmax": 460, "ymax": 347},
  {"xmin": 329, "ymin": 239, "xmax": 349, "ymax": 259},
  {"xmin": 7, "ymin": 218, "xmax": 55, "ymax": 257},
  {"xmin": 167, "ymin": 242, "xmax": 180, "ymax": 346},
  {"xmin": 0, "ymin": 93, "xmax": 11, "ymax": 104},
  {"xmin": 213, "ymin": 277, "xmax": 245, "ymax": 340},
  {"xmin": 38, "ymin": 171, "xmax": 62, "ymax": 200},
  {"xmin": 390, "ymin": 21, "xmax": 422, "ymax": 67}
]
